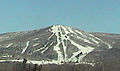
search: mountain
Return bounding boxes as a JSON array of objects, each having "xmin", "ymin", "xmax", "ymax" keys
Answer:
[{"xmin": 0, "ymin": 25, "xmax": 120, "ymax": 64}]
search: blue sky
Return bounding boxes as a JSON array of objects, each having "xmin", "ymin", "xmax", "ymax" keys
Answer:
[{"xmin": 0, "ymin": 0, "xmax": 120, "ymax": 34}]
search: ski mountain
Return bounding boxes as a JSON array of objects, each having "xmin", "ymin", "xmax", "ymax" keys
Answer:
[{"xmin": 0, "ymin": 25, "xmax": 120, "ymax": 64}]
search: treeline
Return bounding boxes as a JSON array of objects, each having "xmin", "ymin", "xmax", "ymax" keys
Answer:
[
  {"xmin": 0, "ymin": 62, "xmax": 110, "ymax": 71},
  {"xmin": 13, "ymin": 63, "xmax": 94, "ymax": 71},
  {"xmin": 0, "ymin": 59, "xmax": 119, "ymax": 71},
  {"xmin": 13, "ymin": 62, "xmax": 119, "ymax": 71}
]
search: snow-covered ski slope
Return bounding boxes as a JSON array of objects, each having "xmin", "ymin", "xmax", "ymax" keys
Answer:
[
  {"xmin": 0, "ymin": 25, "xmax": 113, "ymax": 64},
  {"xmin": 30, "ymin": 25, "xmax": 112, "ymax": 62}
]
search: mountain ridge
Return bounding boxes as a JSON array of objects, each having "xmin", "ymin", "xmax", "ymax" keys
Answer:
[{"xmin": 0, "ymin": 25, "xmax": 120, "ymax": 65}]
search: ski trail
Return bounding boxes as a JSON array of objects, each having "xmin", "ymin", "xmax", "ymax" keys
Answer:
[
  {"xmin": 31, "ymin": 41, "xmax": 51, "ymax": 54},
  {"xmin": 66, "ymin": 28, "xmax": 94, "ymax": 44},
  {"xmin": 41, "ymin": 42, "xmax": 54, "ymax": 53},
  {"xmin": 59, "ymin": 26, "xmax": 68, "ymax": 61},
  {"xmin": 75, "ymin": 30, "xmax": 83, "ymax": 35},
  {"xmin": 32, "ymin": 38, "xmax": 39, "ymax": 41},
  {"xmin": 51, "ymin": 25, "xmax": 64, "ymax": 62},
  {"xmin": 21, "ymin": 41, "xmax": 30, "ymax": 54},
  {"xmin": 61, "ymin": 26, "xmax": 94, "ymax": 61},
  {"xmin": 6, "ymin": 43, "xmax": 13, "ymax": 48},
  {"xmin": 33, "ymin": 43, "xmax": 39, "ymax": 47},
  {"xmin": 89, "ymin": 34, "xmax": 113, "ymax": 48},
  {"xmin": 89, "ymin": 34, "xmax": 101, "ymax": 41},
  {"xmin": 48, "ymin": 33, "xmax": 54, "ymax": 40}
]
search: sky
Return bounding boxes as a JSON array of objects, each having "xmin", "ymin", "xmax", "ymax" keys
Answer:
[{"xmin": 0, "ymin": 0, "xmax": 120, "ymax": 34}]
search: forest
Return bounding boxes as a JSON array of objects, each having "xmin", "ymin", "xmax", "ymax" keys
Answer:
[{"xmin": 0, "ymin": 58, "xmax": 119, "ymax": 71}]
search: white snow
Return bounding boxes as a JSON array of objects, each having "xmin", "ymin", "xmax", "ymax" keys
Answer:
[
  {"xmin": 104, "ymin": 42, "xmax": 113, "ymax": 49},
  {"xmin": 31, "ymin": 25, "xmax": 108, "ymax": 62},
  {"xmin": 33, "ymin": 43, "xmax": 49, "ymax": 53},
  {"xmin": 59, "ymin": 27, "xmax": 68, "ymax": 61},
  {"xmin": 74, "ymin": 31, "xmax": 101, "ymax": 44},
  {"xmin": 76, "ymin": 36, "xmax": 93, "ymax": 44},
  {"xmin": 21, "ymin": 41, "xmax": 30, "ymax": 54},
  {"xmin": 66, "ymin": 26, "xmax": 75, "ymax": 33},
  {"xmin": 6, "ymin": 43, "xmax": 13, "ymax": 48},
  {"xmin": 89, "ymin": 34, "xmax": 113, "ymax": 48},
  {"xmin": 0, "ymin": 59, "xmax": 57, "ymax": 65},
  {"xmin": 27, "ymin": 60, "xmax": 59, "ymax": 65},
  {"xmin": 33, "ymin": 43, "xmax": 39, "ymax": 47},
  {"xmin": 50, "ymin": 25, "xmax": 95, "ymax": 62},
  {"xmin": 68, "ymin": 39, "xmax": 94, "ymax": 61},
  {"xmin": 32, "ymin": 38, "xmax": 39, "ymax": 40},
  {"xmin": 31, "ymin": 41, "xmax": 53, "ymax": 54},
  {"xmin": 89, "ymin": 37, "xmax": 99, "ymax": 44},
  {"xmin": 48, "ymin": 33, "xmax": 54, "ymax": 40},
  {"xmin": 1, "ymin": 55, "xmax": 12, "ymax": 58},
  {"xmin": 59, "ymin": 26, "xmax": 94, "ymax": 61},
  {"xmin": 41, "ymin": 42, "xmax": 54, "ymax": 53},
  {"xmin": 0, "ymin": 25, "xmax": 112, "ymax": 67},
  {"xmin": 60, "ymin": 26, "xmax": 69, "ymax": 34},
  {"xmin": 89, "ymin": 34, "xmax": 101, "ymax": 41},
  {"xmin": 75, "ymin": 30, "xmax": 83, "ymax": 35},
  {"xmin": 71, "ymin": 34, "xmax": 74, "ymax": 36},
  {"xmin": 29, "ymin": 25, "xmax": 111, "ymax": 63},
  {"xmin": 0, "ymin": 60, "xmax": 23, "ymax": 62},
  {"xmin": 31, "ymin": 48, "xmax": 44, "ymax": 54},
  {"xmin": 51, "ymin": 25, "xmax": 64, "ymax": 62},
  {"xmin": 64, "ymin": 27, "xmax": 95, "ymax": 44},
  {"xmin": 0, "ymin": 59, "xmax": 94, "ymax": 66}
]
